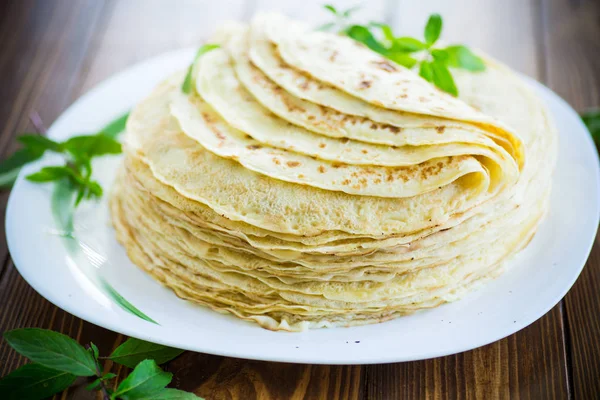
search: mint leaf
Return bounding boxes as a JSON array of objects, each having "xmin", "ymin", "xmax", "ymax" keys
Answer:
[
  {"xmin": 89, "ymin": 342, "xmax": 100, "ymax": 360},
  {"xmin": 385, "ymin": 52, "xmax": 418, "ymax": 68},
  {"xmin": 62, "ymin": 134, "xmax": 122, "ymax": 160},
  {"xmin": 431, "ymin": 48, "xmax": 449, "ymax": 62},
  {"xmin": 26, "ymin": 166, "xmax": 76, "ymax": 183},
  {"xmin": 146, "ymin": 388, "xmax": 204, "ymax": 399},
  {"xmin": 109, "ymin": 338, "xmax": 184, "ymax": 369},
  {"xmin": 431, "ymin": 61, "xmax": 458, "ymax": 96},
  {"xmin": 419, "ymin": 61, "xmax": 434, "ymax": 82},
  {"xmin": 445, "ymin": 45, "xmax": 486, "ymax": 71},
  {"xmin": 377, "ymin": 24, "xmax": 395, "ymax": 42},
  {"xmin": 424, "ymin": 14, "xmax": 442, "ymax": 46},
  {"xmin": 113, "ymin": 360, "xmax": 172, "ymax": 400},
  {"xmin": 394, "ymin": 37, "xmax": 427, "ymax": 52},
  {"xmin": 3, "ymin": 328, "xmax": 97, "ymax": 376},
  {"xmin": 0, "ymin": 363, "xmax": 77, "ymax": 400},
  {"xmin": 100, "ymin": 112, "xmax": 129, "ymax": 139},
  {"xmin": 85, "ymin": 377, "xmax": 102, "ymax": 391},
  {"xmin": 18, "ymin": 135, "xmax": 63, "ymax": 154},
  {"xmin": 345, "ymin": 25, "xmax": 388, "ymax": 54},
  {"xmin": 181, "ymin": 44, "xmax": 219, "ymax": 94},
  {"xmin": 324, "ymin": 4, "xmax": 337, "ymax": 14},
  {"xmin": 582, "ymin": 109, "xmax": 600, "ymax": 146}
]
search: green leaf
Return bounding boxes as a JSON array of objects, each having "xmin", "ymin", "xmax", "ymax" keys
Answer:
[
  {"xmin": 424, "ymin": 13, "xmax": 443, "ymax": 46},
  {"xmin": 582, "ymin": 109, "xmax": 600, "ymax": 146},
  {"xmin": 181, "ymin": 44, "xmax": 219, "ymax": 94},
  {"xmin": 323, "ymin": 4, "xmax": 337, "ymax": 15},
  {"xmin": 62, "ymin": 134, "xmax": 122, "ymax": 160},
  {"xmin": 431, "ymin": 61, "xmax": 458, "ymax": 96},
  {"xmin": 431, "ymin": 48, "xmax": 449, "ymax": 62},
  {"xmin": 102, "ymin": 373, "xmax": 117, "ymax": 381},
  {"xmin": 393, "ymin": 37, "xmax": 427, "ymax": 52},
  {"xmin": 89, "ymin": 342, "xmax": 100, "ymax": 359},
  {"xmin": 109, "ymin": 338, "xmax": 184, "ymax": 369},
  {"xmin": 444, "ymin": 45, "xmax": 486, "ymax": 71},
  {"xmin": 146, "ymin": 388, "xmax": 204, "ymax": 399},
  {"xmin": 419, "ymin": 61, "xmax": 434, "ymax": 82},
  {"xmin": 26, "ymin": 166, "xmax": 76, "ymax": 183},
  {"xmin": 100, "ymin": 112, "xmax": 130, "ymax": 139},
  {"xmin": 85, "ymin": 377, "xmax": 102, "ymax": 391},
  {"xmin": 3, "ymin": 328, "xmax": 97, "ymax": 376},
  {"xmin": 113, "ymin": 360, "xmax": 172, "ymax": 400},
  {"xmin": 0, "ymin": 363, "xmax": 77, "ymax": 400},
  {"xmin": 385, "ymin": 52, "xmax": 418, "ymax": 68},
  {"xmin": 316, "ymin": 22, "xmax": 336, "ymax": 31},
  {"xmin": 0, "ymin": 167, "xmax": 22, "ymax": 189},
  {"xmin": 18, "ymin": 135, "xmax": 63, "ymax": 154},
  {"xmin": 341, "ymin": 5, "xmax": 360, "ymax": 18},
  {"xmin": 0, "ymin": 148, "xmax": 44, "ymax": 187},
  {"xmin": 345, "ymin": 25, "xmax": 388, "ymax": 54},
  {"xmin": 100, "ymin": 277, "xmax": 158, "ymax": 324}
]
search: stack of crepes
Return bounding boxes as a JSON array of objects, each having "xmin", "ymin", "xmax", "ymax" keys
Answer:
[{"xmin": 110, "ymin": 13, "xmax": 557, "ymax": 331}]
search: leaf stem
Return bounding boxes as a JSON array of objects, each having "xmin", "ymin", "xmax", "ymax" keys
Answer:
[{"xmin": 87, "ymin": 344, "xmax": 111, "ymax": 400}]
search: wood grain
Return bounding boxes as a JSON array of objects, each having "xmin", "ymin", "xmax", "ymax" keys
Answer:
[
  {"xmin": 0, "ymin": 0, "xmax": 598, "ymax": 399},
  {"xmin": 541, "ymin": 0, "xmax": 600, "ymax": 397}
]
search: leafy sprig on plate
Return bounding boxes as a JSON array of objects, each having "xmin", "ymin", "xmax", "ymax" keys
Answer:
[
  {"xmin": 0, "ymin": 112, "xmax": 128, "ymax": 206},
  {"xmin": 0, "ymin": 328, "xmax": 199, "ymax": 400},
  {"xmin": 322, "ymin": 5, "xmax": 485, "ymax": 96},
  {"xmin": 181, "ymin": 44, "xmax": 220, "ymax": 94}
]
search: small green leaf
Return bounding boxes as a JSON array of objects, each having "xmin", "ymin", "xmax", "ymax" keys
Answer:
[
  {"xmin": 341, "ymin": 5, "xmax": 360, "ymax": 18},
  {"xmin": 3, "ymin": 328, "xmax": 97, "ymax": 376},
  {"xmin": 424, "ymin": 13, "xmax": 443, "ymax": 46},
  {"xmin": 378, "ymin": 24, "xmax": 395, "ymax": 43},
  {"xmin": 89, "ymin": 342, "xmax": 100, "ymax": 359},
  {"xmin": 393, "ymin": 37, "xmax": 427, "ymax": 52},
  {"xmin": 181, "ymin": 44, "xmax": 219, "ymax": 94},
  {"xmin": 100, "ymin": 277, "xmax": 158, "ymax": 324},
  {"xmin": 85, "ymin": 377, "xmax": 102, "ymax": 391},
  {"xmin": 582, "ymin": 109, "xmax": 600, "ymax": 146},
  {"xmin": 0, "ymin": 363, "xmax": 77, "ymax": 400},
  {"xmin": 0, "ymin": 148, "xmax": 45, "ymax": 188},
  {"xmin": 419, "ymin": 61, "xmax": 434, "ymax": 82},
  {"xmin": 445, "ymin": 45, "xmax": 486, "ymax": 71},
  {"xmin": 323, "ymin": 4, "xmax": 337, "ymax": 15},
  {"xmin": 113, "ymin": 360, "xmax": 172, "ymax": 400},
  {"xmin": 385, "ymin": 52, "xmax": 418, "ymax": 68},
  {"xmin": 110, "ymin": 338, "xmax": 184, "ymax": 369},
  {"xmin": 431, "ymin": 48, "xmax": 449, "ymax": 62},
  {"xmin": 102, "ymin": 373, "xmax": 117, "ymax": 381},
  {"xmin": 146, "ymin": 388, "xmax": 204, "ymax": 399},
  {"xmin": 431, "ymin": 61, "xmax": 458, "ymax": 96},
  {"xmin": 345, "ymin": 25, "xmax": 388, "ymax": 54},
  {"xmin": 316, "ymin": 22, "xmax": 336, "ymax": 31},
  {"xmin": 26, "ymin": 166, "xmax": 76, "ymax": 183},
  {"xmin": 0, "ymin": 167, "xmax": 22, "ymax": 189},
  {"xmin": 100, "ymin": 112, "xmax": 130, "ymax": 139},
  {"xmin": 62, "ymin": 134, "xmax": 122, "ymax": 160},
  {"xmin": 18, "ymin": 134, "xmax": 63, "ymax": 154}
]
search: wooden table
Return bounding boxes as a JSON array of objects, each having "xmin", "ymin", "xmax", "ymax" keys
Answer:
[{"xmin": 0, "ymin": 0, "xmax": 598, "ymax": 398}]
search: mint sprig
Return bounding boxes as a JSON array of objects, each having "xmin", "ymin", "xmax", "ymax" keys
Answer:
[
  {"xmin": 320, "ymin": 6, "xmax": 486, "ymax": 95},
  {"xmin": 317, "ymin": 4, "xmax": 361, "ymax": 32},
  {"xmin": 0, "ymin": 328, "xmax": 200, "ymax": 400},
  {"xmin": 181, "ymin": 44, "xmax": 220, "ymax": 94}
]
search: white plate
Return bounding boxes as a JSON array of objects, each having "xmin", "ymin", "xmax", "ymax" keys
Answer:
[{"xmin": 6, "ymin": 48, "xmax": 600, "ymax": 364}]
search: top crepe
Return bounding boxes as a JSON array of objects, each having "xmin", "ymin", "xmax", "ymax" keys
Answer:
[{"xmin": 111, "ymin": 13, "xmax": 556, "ymax": 330}]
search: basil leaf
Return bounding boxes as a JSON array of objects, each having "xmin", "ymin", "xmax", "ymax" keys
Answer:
[
  {"xmin": 582, "ymin": 109, "xmax": 600, "ymax": 146},
  {"xmin": 324, "ymin": 4, "xmax": 337, "ymax": 14},
  {"xmin": 113, "ymin": 360, "xmax": 172, "ymax": 400},
  {"xmin": 110, "ymin": 338, "xmax": 184, "ymax": 369},
  {"xmin": 394, "ymin": 37, "xmax": 427, "ymax": 52},
  {"xmin": 424, "ymin": 14, "xmax": 442, "ymax": 46},
  {"xmin": 181, "ymin": 44, "xmax": 219, "ymax": 94},
  {"xmin": 85, "ymin": 377, "xmax": 102, "ymax": 391},
  {"xmin": 18, "ymin": 135, "xmax": 63, "ymax": 154},
  {"xmin": 385, "ymin": 52, "xmax": 418, "ymax": 68},
  {"xmin": 26, "ymin": 166, "xmax": 76, "ymax": 183},
  {"xmin": 3, "ymin": 328, "xmax": 97, "ymax": 376},
  {"xmin": 146, "ymin": 388, "xmax": 204, "ymax": 399},
  {"xmin": 62, "ymin": 134, "xmax": 122, "ymax": 160},
  {"xmin": 345, "ymin": 25, "xmax": 388, "ymax": 54},
  {"xmin": 445, "ymin": 45, "xmax": 486, "ymax": 71},
  {"xmin": 431, "ymin": 48, "xmax": 449, "ymax": 62},
  {"xmin": 0, "ymin": 363, "xmax": 77, "ymax": 400},
  {"xmin": 419, "ymin": 61, "xmax": 434, "ymax": 82},
  {"xmin": 100, "ymin": 112, "xmax": 130, "ymax": 139},
  {"xmin": 89, "ymin": 342, "xmax": 100, "ymax": 360},
  {"xmin": 431, "ymin": 61, "xmax": 458, "ymax": 96}
]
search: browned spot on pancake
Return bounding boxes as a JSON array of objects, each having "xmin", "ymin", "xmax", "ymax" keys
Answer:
[
  {"xmin": 318, "ymin": 165, "xmax": 326, "ymax": 173},
  {"xmin": 332, "ymin": 162, "xmax": 345, "ymax": 168},
  {"xmin": 298, "ymin": 174, "xmax": 305, "ymax": 178},
  {"xmin": 307, "ymin": 115, "xmax": 315, "ymax": 121},
  {"xmin": 374, "ymin": 178, "xmax": 382, "ymax": 184},
  {"xmin": 202, "ymin": 112, "xmax": 227, "ymax": 141},
  {"xmin": 359, "ymin": 80, "xmax": 372, "ymax": 89},
  {"xmin": 246, "ymin": 144, "xmax": 262, "ymax": 150},
  {"xmin": 419, "ymin": 97, "xmax": 430, "ymax": 102},
  {"xmin": 319, "ymin": 143, "xmax": 326, "ymax": 148},
  {"xmin": 400, "ymin": 94, "xmax": 408, "ymax": 99},
  {"xmin": 340, "ymin": 138, "xmax": 349, "ymax": 143},
  {"xmin": 436, "ymin": 126, "xmax": 446, "ymax": 134},
  {"xmin": 387, "ymin": 126, "xmax": 401, "ymax": 134},
  {"xmin": 361, "ymin": 149, "xmax": 368, "ymax": 154},
  {"xmin": 299, "ymin": 80, "xmax": 309, "ymax": 90},
  {"xmin": 372, "ymin": 60, "xmax": 398, "ymax": 72},
  {"xmin": 329, "ymin": 50, "xmax": 339, "ymax": 62},
  {"xmin": 342, "ymin": 179, "xmax": 351, "ymax": 185},
  {"xmin": 287, "ymin": 161, "xmax": 301, "ymax": 167},
  {"xmin": 273, "ymin": 158, "xmax": 281, "ymax": 165},
  {"xmin": 245, "ymin": 134, "xmax": 253, "ymax": 139},
  {"xmin": 352, "ymin": 184, "xmax": 361, "ymax": 190}
]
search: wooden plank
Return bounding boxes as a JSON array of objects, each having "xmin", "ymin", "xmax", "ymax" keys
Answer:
[
  {"xmin": 541, "ymin": 0, "xmax": 600, "ymax": 397},
  {"xmin": 362, "ymin": 1, "xmax": 570, "ymax": 398}
]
